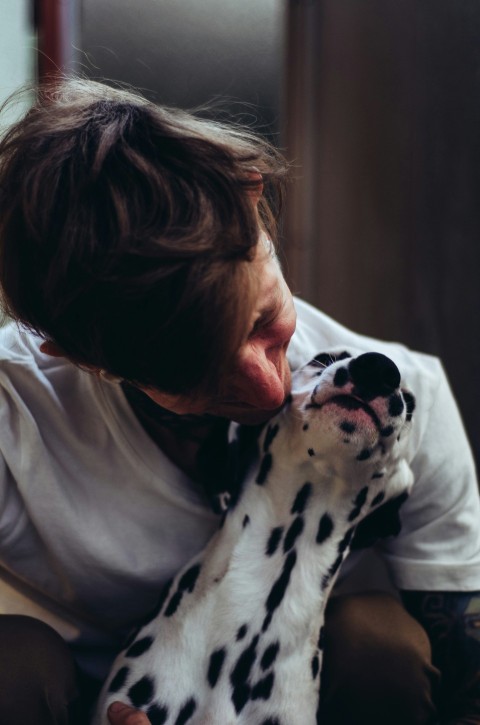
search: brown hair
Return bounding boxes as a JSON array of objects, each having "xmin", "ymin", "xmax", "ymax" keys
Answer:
[{"xmin": 0, "ymin": 79, "xmax": 288, "ymax": 396}]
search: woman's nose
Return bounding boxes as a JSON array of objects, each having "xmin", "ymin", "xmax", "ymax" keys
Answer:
[{"xmin": 231, "ymin": 346, "xmax": 289, "ymax": 410}]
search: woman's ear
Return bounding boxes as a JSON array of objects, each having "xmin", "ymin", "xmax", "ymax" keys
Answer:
[
  {"xmin": 246, "ymin": 170, "xmax": 264, "ymax": 206},
  {"xmin": 39, "ymin": 340, "xmax": 65, "ymax": 358},
  {"xmin": 39, "ymin": 340, "xmax": 121, "ymax": 381}
]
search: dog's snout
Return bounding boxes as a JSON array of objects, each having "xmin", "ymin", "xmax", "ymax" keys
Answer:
[{"xmin": 349, "ymin": 353, "xmax": 401, "ymax": 398}]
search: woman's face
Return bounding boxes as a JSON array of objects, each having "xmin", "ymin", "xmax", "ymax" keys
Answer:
[{"xmin": 142, "ymin": 238, "xmax": 297, "ymax": 424}]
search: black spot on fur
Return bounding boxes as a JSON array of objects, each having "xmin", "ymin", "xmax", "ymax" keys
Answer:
[
  {"xmin": 355, "ymin": 487, "xmax": 369, "ymax": 507},
  {"xmin": 251, "ymin": 672, "xmax": 275, "ymax": 700},
  {"xmin": 174, "ymin": 698, "xmax": 197, "ymax": 725},
  {"xmin": 236, "ymin": 624, "xmax": 248, "ymax": 641},
  {"xmin": 381, "ymin": 425, "xmax": 394, "ymax": 437},
  {"xmin": 128, "ymin": 675, "xmax": 154, "ymax": 708},
  {"xmin": 126, "ymin": 636, "xmax": 154, "ymax": 658},
  {"xmin": 231, "ymin": 636, "xmax": 259, "ymax": 686},
  {"xmin": 337, "ymin": 527, "xmax": 354, "ymax": 554},
  {"xmin": 308, "ymin": 448, "xmax": 315, "ymax": 457},
  {"xmin": 266, "ymin": 526, "xmax": 284, "ymax": 556},
  {"xmin": 389, "ymin": 393, "xmax": 404, "ymax": 417},
  {"xmin": 261, "ymin": 719, "xmax": 281, "ymax": 725},
  {"xmin": 351, "ymin": 491, "xmax": 410, "ymax": 550},
  {"xmin": 371, "ymin": 472, "xmax": 384, "ymax": 480},
  {"xmin": 147, "ymin": 704, "xmax": 169, "ymax": 725},
  {"xmin": 264, "ymin": 424, "xmax": 280, "ymax": 453},
  {"xmin": 230, "ymin": 636, "xmax": 259, "ymax": 713},
  {"xmin": 316, "ymin": 513, "xmax": 334, "ymax": 544},
  {"xmin": 265, "ymin": 550, "xmax": 297, "ymax": 618},
  {"xmin": 348, "ymin": 486, "xmax": 369, "ymax": 521},
  {"xmin": 371, "ymin": 491, "xmax": 386, "ymax": 507},
  {"xmin": 312, "ymin": 352, "xmax": 336, "ymax": 367},
  {"xmin": 303, "ymin": 423, "xmax": 309, "ymax": 431},
  {"xmin": 311, "ymin": 654, "xmax": 320, "ymax": 679},
  {"xmin": 283, "ymin": 516, "xmax": 304, "ymax": 553},
  {"xmin": 164, "ymin": 590, "xmax": 183, "ymax": 617},
  {"xmin": 243, "ymin": 515, "xmax": 250, "ymax": 527},
  {"xmin": 108, "ymin": 666, "xmax": 129, "ymax": 693},
  {"xmin": 313, "ymin": 350, "xmax": 351, "ymax": 368},
  {"xmin": 340, "ymin": 421, "xmax": 356, "ymax": 434},
  {"xmin": 356, "ymin": 448, "xmax": 372, "ymax": 461},
  {"xmin": 262, "ymin": 612, "xmax": 273, "ymax": 632},
  {"xmin": 208, "ymin": 648, "xmax": 226, "ymax": 688},
  {"xmin": 261, "ymin": 642, "xmax": 280, "ymax": 671},
  {"xmin": 179, "ymin": 564, "xmax": 201, "ymax": 592},
  {"xmin": 291, "ymin": 482, "xmax": 312, "ymax": 514},
  {"xmin": 164, "ymin": 564, "xmax": 201, "ymax": 617},
  {"xmin": 318, "ymin": 626, "xmax": 325, "ymax": 650},
  {"xmin": 328, "ymin": 552, "xmax": 344, "ymax": 580},
  {"xmin": 403, "ymin": 391, "xmax": 416, "ymax": 421},
  {"xmin": 333, "ymin": 367, "xmax": 349, "ymax": 387},
  {"xmin": 232, "ymin": 684, "xmax": 251, "ymax": 715},
  {"xmin": 256, "ymin": 454, "xmax": 273, "ymax": 485}
]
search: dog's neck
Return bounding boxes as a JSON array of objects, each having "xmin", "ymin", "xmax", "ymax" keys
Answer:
[{"xmin": 203, "ymin": 415, "xmax": 390, "ymax": 655}]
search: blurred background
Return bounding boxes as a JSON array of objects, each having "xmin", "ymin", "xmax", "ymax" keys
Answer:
[{"xmin": 1, "ymin": 0, "xmax": 479, "ymax": 473}]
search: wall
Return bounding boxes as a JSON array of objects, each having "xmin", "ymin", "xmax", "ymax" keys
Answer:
[
  {"xmin": 284, "ymin": 0, "xmax": 480, "ymax": 471},
  {"xmin": 0, "ymin": 1, "xmax": 34, "ymax": 126},
  {"xmin": 80, "ymin": 0, "xmax": 283, "ymax": 137},
  {"xmin": 0, "ymin": 0, "xmax": 34, "ymax": 324}
]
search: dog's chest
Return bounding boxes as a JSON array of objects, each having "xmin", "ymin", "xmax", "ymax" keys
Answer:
[
  {"xmin": 93, "ymin": 349, "xmax": 415, "ymax": 725},
  {"xmin": 95, "ymin": 483, "xmax": 325, "ymax": 725}
]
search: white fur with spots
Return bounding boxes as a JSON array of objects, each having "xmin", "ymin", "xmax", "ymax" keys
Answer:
[{"xmin": 93, "ymin": 349, "xmax": 415, "ymax": 725}]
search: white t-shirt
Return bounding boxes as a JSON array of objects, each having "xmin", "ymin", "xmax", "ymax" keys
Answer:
[{"xmin": 0, "ymin": 297, "xmax": 478, "ymax": 679}]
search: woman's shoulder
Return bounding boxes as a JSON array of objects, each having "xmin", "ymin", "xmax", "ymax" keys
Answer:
[{"xmin": 291, "ymin": 297, "xmax": 443, "ymax": 383}]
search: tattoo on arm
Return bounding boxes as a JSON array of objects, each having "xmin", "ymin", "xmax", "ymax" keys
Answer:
[{"xmin": 401, "ymin": 591, "xmax": 480, "ymax": 724}]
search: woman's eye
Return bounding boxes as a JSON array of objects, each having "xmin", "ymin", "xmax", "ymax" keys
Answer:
[
  {"xmin": 249, "ymin": 315, "xmax": 273, "ymax": 338},
  {"xmin": 248, "ymin": 317, "xmax": 261, "ymax": 337}
]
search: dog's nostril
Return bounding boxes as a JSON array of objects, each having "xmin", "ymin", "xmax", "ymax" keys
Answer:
[{"xmin": 348, "ymin": 353, "xmax": 401, "ymax": 397}]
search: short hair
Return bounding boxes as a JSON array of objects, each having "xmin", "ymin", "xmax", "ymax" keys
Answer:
[{"xmin": 0, "ymin": 79, "xmax": 288, "ymax": 397}]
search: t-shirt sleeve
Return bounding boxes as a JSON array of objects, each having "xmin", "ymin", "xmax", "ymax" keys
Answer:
[{"xmin": 378, "ymin": 359, "xmax": 480, "ymax": 591}]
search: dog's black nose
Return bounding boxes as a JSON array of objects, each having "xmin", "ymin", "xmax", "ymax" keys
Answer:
[{"xmin": 349, "ymin": 353, "xmax": 401, "ymax": 398}]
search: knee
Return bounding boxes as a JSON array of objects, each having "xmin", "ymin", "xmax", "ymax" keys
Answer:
[
  {"xmin": 320, "ymin": 592, "xmax": 439, "ymax": 725},
  {"xmin": 0, "ymin": 614, "xmax": 76, "ymax": 677},
  {"xmin": 0, "ymin": 615, "xmax": 78, "ymax": 724}
]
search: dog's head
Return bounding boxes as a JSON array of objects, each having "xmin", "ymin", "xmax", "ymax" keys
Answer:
[{"xmin": 269, "ymin": 349, "xmax": 415, "ymax": 497}]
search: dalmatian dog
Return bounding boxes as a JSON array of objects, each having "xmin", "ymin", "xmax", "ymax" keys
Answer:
[{"xmin": 93, "ymin": 349, "xmax": 416, "ymax": 725}]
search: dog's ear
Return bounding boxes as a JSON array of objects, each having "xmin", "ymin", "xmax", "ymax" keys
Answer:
[
  {"xmin": 350, "ymin": 491, "xmax": 410, "ymax": 550},
  {"xmin": 308, "ymin": 350, "xmax": 353, "ymax": 368}
]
